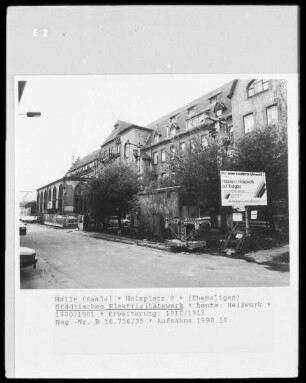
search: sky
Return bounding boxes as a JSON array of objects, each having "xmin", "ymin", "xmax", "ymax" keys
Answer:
[{"xmin": 15, "ymin": 74, "xmax": 234, "ymax": 194}]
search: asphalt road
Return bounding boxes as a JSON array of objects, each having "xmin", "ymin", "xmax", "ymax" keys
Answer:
[{"xmin": 20, "ymin": 224, "xmax": 289, "ymax": 289}]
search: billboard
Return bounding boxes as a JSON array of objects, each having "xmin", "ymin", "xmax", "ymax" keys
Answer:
[{"xmin": 220, "ymin": 171, "xmax": 267, "ymax": 207}]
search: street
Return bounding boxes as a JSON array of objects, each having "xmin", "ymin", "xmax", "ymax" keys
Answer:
[{"xmin": 20, "ymin": 224, "xmax": 289, "ymax": 289}]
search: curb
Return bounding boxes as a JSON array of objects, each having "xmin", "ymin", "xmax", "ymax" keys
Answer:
[{"xmin": 70, "ymin": 230, "xmax": 168, "ymax": 250}]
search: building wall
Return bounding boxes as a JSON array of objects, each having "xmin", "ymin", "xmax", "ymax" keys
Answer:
[
  {"xmin": 231, "ymin": 79, "xmax": 287, "ymax": 140},
  {"xmin": 137, "ymin": 187, "xmax": 180, "ymax": 237},
  {"xmin": 100, "ymin": 128, "xmax": 151, "ymax": 165},
  {"xmin": 20, "ymin": 206, "xmax": 31, "ymax": 216},
  {"xmin": 37, "ymin": 178, "xmax": 90, "ymax": 214}
]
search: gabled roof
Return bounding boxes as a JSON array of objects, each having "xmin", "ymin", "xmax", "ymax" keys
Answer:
[
  {"xmin": 67, "ymin": 148, "xmax": 101, "ymax": 173},
  {"xmin": 102, "ymin": 120, "xmax": 152, "ymax": 147},
  {"xmin": 143, "ymin": 80, "xmax": 235, "ymax": 147}
]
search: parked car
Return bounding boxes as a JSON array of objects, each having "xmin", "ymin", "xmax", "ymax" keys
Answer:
[
  {"xmin": 108, "ymin": 216, "xmax": 119, "ymax": 228},
  {"xmin": 20, "ymin": 247, "xmax": 37, "ymax": 269},
  {"xmin": 27, "ymin": 216, "xmax": 38, "ymax": 223},
  {"xmin": 19, "ymin": 220, "xmax": 27, "ymax": 235},
  {"xmin": 20, "ymin": 215, "xmax": 30, "ymax": 223},
  {"xmin": 121, "ymin": 217, "xmax": 131, "ymax": 226}
]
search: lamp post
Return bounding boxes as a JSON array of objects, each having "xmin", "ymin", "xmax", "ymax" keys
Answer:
[{"xmin": 19, "ymin": 112, "xmax": 42, "ymax": 117}]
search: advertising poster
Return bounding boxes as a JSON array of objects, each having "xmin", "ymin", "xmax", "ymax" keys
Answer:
[{"xmin": 220, "ymin": 171, "xmax": 268, "ymax": 207}]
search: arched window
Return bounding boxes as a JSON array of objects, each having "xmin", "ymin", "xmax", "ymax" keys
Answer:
[
  {"xmin": 44, "ymin": 190, "xmax": 48, "ymax": 211},
  {"xmin": 74, "ymin": 183, "xmax": 89, "ymax": 214},
  {"xmin": 52, "ymin": 186, "xmax": 57, "ymax": 210},
  {"xmin": 40, "ymin": 192, "xmax": 43, "ymax": 213},
  {"xmin": 124, "ymin": 142, "xmax": 129, "ymax": 158},
  {"xmin": 247, "ymin": 79, "xmax": 269, "ymax": 97},
  {"xmin": 58, "ymin": 184, "xmax": 63, "ymax": 212}
]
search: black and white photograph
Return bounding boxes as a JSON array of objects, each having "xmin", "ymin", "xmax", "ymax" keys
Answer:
[
  {"xmin": 17, "ymin": 75, "xmax": 290, "ymax": 289},
  {"xmin": 7, "ymin": 5, "xmax": 299, "ymax": 379}
]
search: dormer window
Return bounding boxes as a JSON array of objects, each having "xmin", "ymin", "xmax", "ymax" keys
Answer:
[
  {"xmin": 247, "ymin": 80, "xmax": 269, "ymax": 97},
  {"xmin": 209, "ymin": 93, "xmax": 220, "ymax": 106},
  {"xmin": 154, "ymin": 132, "xmax": 161, "ymax": 143},
  {"xmin": 187, "ymin": 105, "xmax": 196, "ymax": 118},
  {"xmin": 216, "ymin": 109, "xmax": 222, "ymax": 117},
  {"xmin": 170, "ymin": 125, "xmax": 177, "ymax": 136},
  {"xmin": 170, "ymin": 115, "xmax": 178, "ymax": 124},
  {"xmin": 186, "ymin": 112, "xmax": 206, "ymax": 130}
]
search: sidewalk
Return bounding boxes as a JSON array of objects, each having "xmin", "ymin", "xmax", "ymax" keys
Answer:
[
  {"xmin": 68, "ymin": 228, "xmax": 289, "ymax": 270},
  {"xmin": 243, "ymin": 244, "xmax": 289, "ymax": 271},
  {"xmin": 69, "ymin": 228, "xmax": 169, "ymax": 251}
]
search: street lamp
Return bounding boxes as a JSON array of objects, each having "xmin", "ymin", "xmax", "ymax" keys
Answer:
[{"xmin": 19, "ymin": 112, "xmax": 42, "ymax": 117}]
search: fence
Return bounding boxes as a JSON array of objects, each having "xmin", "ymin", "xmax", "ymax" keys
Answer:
[{"xmin": 43, "ymin": 214, "xmax": 78, "ymax": 228}]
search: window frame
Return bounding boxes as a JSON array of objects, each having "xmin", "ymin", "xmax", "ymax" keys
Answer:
[
  {"xmin": 170, "ymin": 145, "xmax": 177, "ymax": 158},
  {"xmin": 201, "ymin": 135, "xmax": 209, "ymax": 147},
  {"xmin": 243, "ymin": 113, "xmax": 255, "ymax": 133},
  {"xmin": 216, "ymin": 109, "xmax": 223, "ymax": 117},
  {"xmin": 161, "ymin": 148, "xmax": 166, "ymax": 162},
  {"xmin": 124, "ymin": 142, "xmax": 130, "ymax": 158},
  {"xmin": 266, "ymin": 104, "xmax": 278, "ymax": 127},
  {"xmin": 179, "ymin": 142, "xmax": 186, "ymax": 152},
  {"xmin": 187, "ymin": 105, "xmax": 197, "ymax": 118},
  {"xmin": 247, "ymin": 80, "xmax": 269, "ymax": 98},
  {"xmin": 153, "ymin": 151, "xmax": 158, "ymax": 165}
]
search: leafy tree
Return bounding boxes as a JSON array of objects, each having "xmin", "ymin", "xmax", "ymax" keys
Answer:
[
  {"xmin": 234, "ymin": 126, "xmax": 288, "ymax": 229},
  {"xmin": 167, "ymin": 135, "xmax": 234, "ymax": 214},
  {"xmin": 88, "ymin": 162, "xmax": 139, "ymax": 228}
]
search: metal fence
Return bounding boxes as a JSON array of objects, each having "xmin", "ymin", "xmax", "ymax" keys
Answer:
[{"xmin": 43, "ymin": 214, "xmax": 78, "ymax": 228}]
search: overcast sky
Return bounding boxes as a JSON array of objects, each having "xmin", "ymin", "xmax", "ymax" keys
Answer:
[{"xmin": 15, "ymin": 74, "xmax": 235, "ymax": 194}]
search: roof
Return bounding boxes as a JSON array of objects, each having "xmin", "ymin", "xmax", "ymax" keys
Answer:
[
  {"xmin": 68, "ymin": 148, "xmax": 101, "ymax": 173},
  {"xmin": 143, "ymin": 80, "xmax": 235, "ymax": 147},
  {"xmin": 102, "ymin": 120, "xmax": 152, "ymax": 147}
]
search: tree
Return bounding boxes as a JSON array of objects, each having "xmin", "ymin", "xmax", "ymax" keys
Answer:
[
  {"xmin": 234, "ymin": 126, "xmax": 288, "ymax": 229},
  {"xmin": 88, "ymin": 162, "xmax": 139, "ymax": 228},
  {"xmin": 167, "ymin": 135, "xmax": 234, "ymax": 215}
]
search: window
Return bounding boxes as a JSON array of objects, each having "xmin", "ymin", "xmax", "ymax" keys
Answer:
[
  {"xmin": 170, "ymin": 145, "xmax": 176, "ymax": 158},
  {"xmin": 154, "ymin": 133, "xmax": 160, "ymax": 143},
  {"xmin": 187, "ymin": 105, "xmax": 196, "ymax": 117},
  {"xmin": 161, "ymin": 149, "xmax": 166, "ymax": 162},
  {"xmin": 153, "ymin": 151, "xmax": 158, "ymax": 165},
  {"xmin": 179, "ymin": 142, "xmax": 186, "ymax": 151},
  {"xmin": 190, "ymin": 140, "xmax": 197, "ymax": 151},
  {"xmin": 216, "ymin": 109, "xmax": 222, "ymax": 117},
  {"xmin": 52, "ymin": 186, "xmax": 57, "ymax": 210},
  {"xmin": 247, "ymin": 80, "xmax": 269, "ymax": 97},
  {"xmin": 215, "ymin": 122, "xmax": 220, "ymax": 132},
  {"xmin": 209, "ymin": 94, "xmax": 220, "ymax": 105},
  {"xmin": 266, "ymin": 105, "xmax": 278, "ymax": 126},
  {"xmin": 170, "ymin": 115, "xmax": 178, "ymax": 124},
  {"xmin": 124, "ymin": 142, "xmax": 129, "ymax": 158},
  {"xmin": 186, "ymin": 112, "xmax": 206, "ymax": 130},
  {"xmin": 58, "ymin": 184, "xmax": 63, "ymax": 211},
  {"xmin": 170, "ymin": 126, "xmax": 176, "ymax": 136},
  {"xmin": 229, "ymin": 126, "xmax": 234, "ymax": 142},
  {"xmin": 201, "ymin": 135, "xmax": 209, "ymax": 147},
  {"xmin": 244, "ymin": 113, "xmax": 254, "ymax": 133}
]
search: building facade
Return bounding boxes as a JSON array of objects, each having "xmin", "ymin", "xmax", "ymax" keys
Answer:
[
  {"xmin": 37, "ymin": 176, "xmax": 92, "ymax": 215},
  {"xmin": 36, "ymin": 79, "xmax": 287, "ymax": 227}
]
